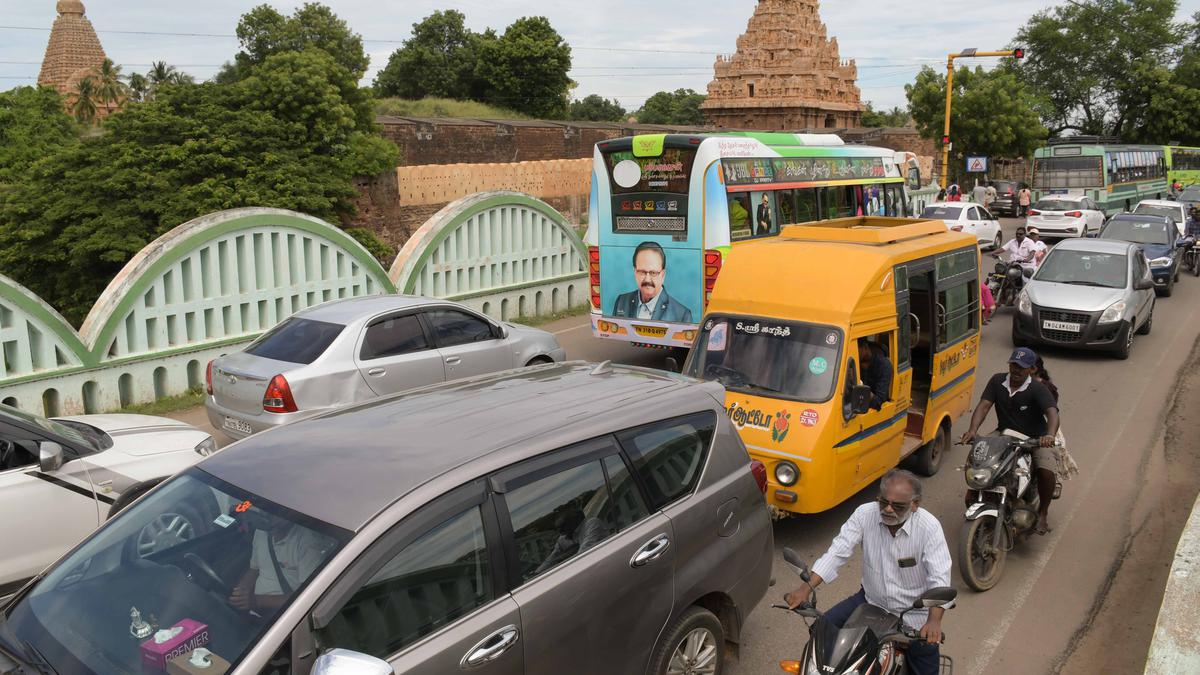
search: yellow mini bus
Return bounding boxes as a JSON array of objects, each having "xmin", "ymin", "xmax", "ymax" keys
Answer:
[{"xmin": 683, "ymin": 217, "xmax": 981, "ymax": 514}]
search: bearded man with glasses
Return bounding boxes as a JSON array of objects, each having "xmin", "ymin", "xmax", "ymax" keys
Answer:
[{"xmin": 785, "ymin": 469, "xmax": 952, "ymax": 675}]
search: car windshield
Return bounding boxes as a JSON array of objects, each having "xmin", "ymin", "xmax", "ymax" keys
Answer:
[
  {"xmin": 0, "ymin": 403, "xmax": 92, "ymax": 450},
  {"xmin": 1101, "ymin": 220, "xmax": 1171, "ymax": 245},
  {"xmin": 1032, "ymin": 200, "xmax": 1081, "ymax": 212},
  {"xmin": 687, "ymin": 316, "xmax": 842, "ymax": 402},
  {"xmin": 1034, "ymin": 250, "xmax": 1128, "ymax": 289},
  {"xmin": 244, "ymin": 317, "xmax": 344, "ymax": 364},
  {"xmin": 1, "ymin": 471, "xmax": 349, "ymax": 675},
  {"xmin": 921, "ymin": 206, "xmax": 961, "ymax": 220},
  {"xmin": 1179, "ymin": 188, "xmax": 1200, "ymax": 201},
  {"xmin": 1133, "ymin": 204, "xmax": 1183, "ymax": 223}
]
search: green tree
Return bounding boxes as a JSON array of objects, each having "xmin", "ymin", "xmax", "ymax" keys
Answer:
[
  {"xmin": 1015, "ymin": 0, "xmax": 1182, "ymax": 136},
  {"xmin": 224, "ymin": 3, "xmax": 369, "ymax": 83},
  {"xmin": 0, "ymin": 49, "xmax": 397, "ymax": 325},
  {"xmin": 861, "ymin": 102, "xmax": 910, "ymax": 128},
  {"xmin": 126, "ymin": 72, "xmax": 149, "ymax": 102},
  {"xmin": 67, "ymin": 77, "xmax": 100, "ymax": 125},
  {"xmin": 373, "ymin": 10, "xmax": 481, "ymax": 100},
  {"xmin": 92, "ymin": 58, "xmax": 128, "ymax": 114},
  {"xmin": 906, "ymin": 65, "xmax": 1046, "ymax": 183},
  {"xmin": 567, "ymin": 94, "xmax": 626, "ymax": 122},
  {"xmin": 474, "ymin": 17, "xmax": 572, "ymax": 118},
  {"xmin": 635, "ymin": 89, "xmax": 706, "ymax": 125},
  {"xmin": 0, "ymin": 87, "xmax": 78, "ymax": 187}
]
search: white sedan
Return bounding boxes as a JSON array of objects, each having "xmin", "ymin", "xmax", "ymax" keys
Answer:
[
  {"xmin": 1027, "ymin": 195, "xmax": 1107, "ymax": 238},
  {"xmin": 0, "ymin": 404, "xmax": 216, "ymax": 597},
  {"xmin": 920, "ymin": 201, "xmax": 1003, "ymax": 249}
]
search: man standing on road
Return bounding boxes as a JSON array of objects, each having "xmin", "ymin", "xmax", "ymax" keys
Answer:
[
  {"xmin": 1018, "ymin": 186, "xmax": 1032, "ymax": 217},
  {"xmin": 985, "ymin": 182, "xmax": 998, "ymax": 211},
  {"xmin": 973, "ymin": 180, "xmax": 988, "ymax": 205},
  {"xmin": 960, "ymin": 347, "xmax": 1061, "ymax": 534},
  {"xmin": 785, "ymin": 469, "xmax": 951, "ymax": 675}
]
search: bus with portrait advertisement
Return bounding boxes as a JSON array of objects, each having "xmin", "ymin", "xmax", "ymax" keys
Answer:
[
  {"xmin": 1032, "ymin": 139, "xmax": 1168, "ymax": 215},
  {"xmin": 584, "ymin": 132, "xmax": 922, "ymax": 350},
  {"xmin": 1166, "ymin": 145, "xmax": 1200, "ymax": 190}
]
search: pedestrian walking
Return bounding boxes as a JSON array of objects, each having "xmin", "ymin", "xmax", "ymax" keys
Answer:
[{"xmin": 1018, "ymin": 186, "xmax": 1032, "ymax": 218}]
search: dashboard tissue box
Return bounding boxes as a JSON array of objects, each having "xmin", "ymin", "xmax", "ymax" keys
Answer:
[{"xmin": 139, "ymin": 619, "xmax": 210, "ymax": 671}]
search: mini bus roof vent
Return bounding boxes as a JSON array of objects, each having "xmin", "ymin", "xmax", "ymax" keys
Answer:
[
  {"xmin": 1046, "ymin": 135, "xmax": 1121, "ymax": 146},
  {"xmin": 590, "ymin": 360, "xmax": 614, "ymax": 376},
  {"xmin": 794, "ymin": 133, "xmax": 845, "ymax": 146}
]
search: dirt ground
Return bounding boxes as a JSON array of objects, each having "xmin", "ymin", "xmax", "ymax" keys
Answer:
[{"xmin": 1057, "ymin": 335, "xmax": 1200, "ymax": 674}]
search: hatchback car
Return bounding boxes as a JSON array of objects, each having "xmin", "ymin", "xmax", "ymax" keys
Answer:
[
  {"xmin": 1133, "ymin": 199, "xmax": 1187, "ymax": 237},
  {"xmin": 1098, "ymin": 214, "xmax": 1187, "ymax": 296},
  {"xmin": 0, "ymin": 362, "xmax": 773, "ymax": 675},
  {"xmin": 920, "ymin": 202, "xmax": 1002, "ymax": 249},
  {"xmin": 1012, "ymin": 239, "xmax": 1155, "ymax": 359},
  {"xmin": 205, "ymin": 296, "xmax": 566, "ymax": 439},
  {"xmin": 1027, "ymin": 195, "xmax": 1106, "ymax": 238},
  {"xmin": 1, "ymin": 404, "xmax": 216, "ymax": 597}
]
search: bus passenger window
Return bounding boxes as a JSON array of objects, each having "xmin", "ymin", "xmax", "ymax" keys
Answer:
[
  {"xmin": 820, "ymin": 186, "xmax": 856, "ymax": 219},
  {"xmin": 885, "ymin": 185, "xmax": 905, "ymax": 217},
  {"xmin": 777, "ymin": 190, "xmax": 796, "ymax": 226},
  {"xmin": 862, "ymin": 184, "xmax": 885, "ymax": 216},
  {"xmin": 937, "ymin": 281, "xmax": 979, "ymax": 348},
  {"xmin": 728, "ymin": 193, "xmax": 752, "ymax": 240},
  {"xmin": 795, "ymin": 188, "xmax": 819, "ymax": 224}
]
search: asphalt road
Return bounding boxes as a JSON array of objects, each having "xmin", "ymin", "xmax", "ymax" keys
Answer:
[{"xmin": 176, "ymin": 218, "xmax": 1200, "ymax": 673}]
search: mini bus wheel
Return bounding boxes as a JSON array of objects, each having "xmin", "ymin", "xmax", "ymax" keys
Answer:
[{"xmin": 911, "ymin": 425, "xmax": 948, "ymax": 477}]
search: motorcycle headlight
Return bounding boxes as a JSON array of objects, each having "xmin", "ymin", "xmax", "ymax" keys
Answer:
[
  {"xmin": 774, "ymin": 461, "xmax": 799, "ymax": 486},
  {"xmin": 1017, "ymin": 289, "xmax": 1032, "ymax": 315},
  {"xmin": 1149, "ymin": 257, "xmax": 1172, "ymax": 268},
  {"xmin": 1099, "ymin": 299, "xmax": 1127, "ymax": 324},
  {"xmin": 965, "ymin": 467, "xmax": 994, "ymax": 489},
  {"xmin": 194, "ymin": 436, "xmax": 217, "ymax": 456}
]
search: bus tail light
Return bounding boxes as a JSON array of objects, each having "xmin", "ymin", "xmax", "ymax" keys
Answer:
[
  {"xmin": 703, "ymin": 249, "xmax": 722, "ymax": 307},
  {"xmin": 588, "ymin": 246, "xmax": 601, "ymax": 310},
  {"xmin": 1064, "ymin": 211, "xmax": 1083, "ymax": 218},
  {"xmin": 205, "ymin": 360, "xmax": 213, "ymax": 395},
  {"xmin": 263, "ymin": 375, "xmax": 298, "ymax": 413},
  {"xmin": 1028, "ymin": 209, "xmax": 1040, "ymax": 216}
]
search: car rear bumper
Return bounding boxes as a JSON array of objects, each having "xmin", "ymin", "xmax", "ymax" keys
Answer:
[
  {"xmin": 1151, "ymin": 266, "xmax": 1175, "ymax": 284},
  {"xmin": 204, "ymin": 396, "xmax": 315, "ymax": 439},
  {"xmin": 1027, "ymin": 218, "xmax": 1088, "ymax": 237},
  {"xmin": 1013, "ymin": 307, "xmax": 1125, "ymax": 350}
]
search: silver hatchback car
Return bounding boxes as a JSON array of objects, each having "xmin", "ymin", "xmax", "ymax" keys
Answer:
[
  {"xmin": 205, "ymin": 295, "xmax": 565, "ymax": 439},
  {"xmin": 0, "ymin": 363, "xmax": 773, "ymax": 675},
  {"xmin": 1011, "ymin": 238, "xmax": 1156, "ymax": 359}
]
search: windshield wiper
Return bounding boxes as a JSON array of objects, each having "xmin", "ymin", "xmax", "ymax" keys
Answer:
[
  {"xmin": 1060, "ymin": 280, "xmax": 1108, "ymax": 287},
  {"xmin": 17, "ymin": 640, "xmax": 56, "ymax": 675},
  {"xmin": 740, "ymin": 383, "xmax": 784, "ymax": 395}
]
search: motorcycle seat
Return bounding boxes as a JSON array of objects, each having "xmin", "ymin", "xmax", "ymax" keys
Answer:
[{"xmin": 843, "ymin": 602, "xmax": 901, "ymax": 638}]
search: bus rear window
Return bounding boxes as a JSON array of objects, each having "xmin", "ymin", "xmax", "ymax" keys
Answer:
[
  {"xmin": 605, "ymin": 148, "xmax": 698, "ymax": 194},
  {"xmin": 1033, "ymin": 157, "xmax": 1103, "ymax": 189}
]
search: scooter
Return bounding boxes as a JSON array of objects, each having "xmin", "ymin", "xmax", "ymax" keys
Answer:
[
  {"xmin": 773, "ymin": 547, "xmax": 956, "ymax": 675},
  {"xmin": 958, "ymin": 434, "xmax": 1044, "ymax": 592}
]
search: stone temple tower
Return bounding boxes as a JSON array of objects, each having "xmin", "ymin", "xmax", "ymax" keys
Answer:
[
  {"xmin": 700, "ymin": 0, "xmax": 865, "ymax": 130},
  {"xmin": 38, "ymin": 0, "xmax": 108, "ymax": 96}
]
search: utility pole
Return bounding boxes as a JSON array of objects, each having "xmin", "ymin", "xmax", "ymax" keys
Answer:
[{"xmin": 940, "ymin": 47, "xmax": 1025, "ymax": 189}]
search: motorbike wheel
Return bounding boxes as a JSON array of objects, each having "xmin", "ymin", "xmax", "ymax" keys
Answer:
[
  {"xmin": 1193, "ymin": 253, "xmax": 1200, "ymax": 277},
  {"xmin": 959, "ymin": 516, "xmax": 1007, "ymax": 592}
]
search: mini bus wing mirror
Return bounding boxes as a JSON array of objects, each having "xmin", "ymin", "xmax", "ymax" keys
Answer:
[{"xmin": 850, "ymin": 385, "xmax": 873, "ymax": 415}]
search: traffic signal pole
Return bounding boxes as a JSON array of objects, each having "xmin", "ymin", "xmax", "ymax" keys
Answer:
[{"xmin": 939, "ymin": 48, "xmax": 1024, "ymax": 190}]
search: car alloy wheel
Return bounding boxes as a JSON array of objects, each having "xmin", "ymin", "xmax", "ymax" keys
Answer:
[{"xmin": 667, "ymin": 627, "xmax": 719, "ymax": 675}]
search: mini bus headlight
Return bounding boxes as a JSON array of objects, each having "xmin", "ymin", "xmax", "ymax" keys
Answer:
[
  {"xmin": 1099, "ymin": 299, "xmax": 1127, "ymax": 324},
  {"xmin": 1017, "ymin": 290, "xmax": 1032, "ymax": 315},
  {"xmin": 1149, "ymin": 256, "xmax": 1172, "ymax": 268},
  {"xmin": 965, "ymin": 467, "xmax": 994, "ymax": 489},
  {"xmin": 774, "ymin": 461, "xmax": 799, "ymax": 486}
]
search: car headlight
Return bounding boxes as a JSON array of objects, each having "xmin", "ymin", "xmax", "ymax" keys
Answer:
[
  {"xmin": 965, "ymin": 467, "xmax": 994, "ymax": 489},
  {"xmin": 1017, "ymin": 289, "xmax": 1032, "ymax": 315},
  {"xmin": 194, "ymin": 436, "xmax": 217, "ymax": 456},
  {"xmin": 1099, "ymin": 299, "xmax": 1127, "ymax": 324},
  {"xmin": 1149, "ymin": 257, "xmax": 1172, "ymax": 268},
  {"xmin": 774, "ymin": 461, "xmax": 799, "ymax": 486}
]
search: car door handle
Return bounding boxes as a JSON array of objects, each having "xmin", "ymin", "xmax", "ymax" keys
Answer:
[
  {"xmin": 445, "ymin": 356, "xmax": 462, "ymax": 365},
  {"xmin": 630, "ymin": 534, "xmax": 671, "ymax": 568},
  {"xmin": 366, "ymin": 368, "xmax": 385, "ymax": 377},
  {"xmin": 460, "ymin": 624, "xmax": 519, "ymax": 669}
]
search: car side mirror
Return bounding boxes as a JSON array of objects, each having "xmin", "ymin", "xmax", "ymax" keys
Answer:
[
  {"xmin": 1022, "ymin": 267, "xmax": 1034, "ymax": 278},
  {"xmin": 782, "ymin": 547, "xmax": 811, "ymax": 583},
  {"xmin": 39, "ymin": 441, "xmax": 64, "ymax": 473},
  {"xmin": 914, "ymin": 586, "xmax": 958, "ymax": 609},
  {"xmin": 494, "ymin": 323, "xmax": 509, "ymax": 339},
  {"xmin": 850, "ymin": 385, "xmax": 872, "ymax": 415},
  {"xmin": 1135, "ymin": 277, "xmax": 1155, "ymax": 290},
  {"xmin": 312, "ymin": 649, "xmax": 392, "ymax": 675}
]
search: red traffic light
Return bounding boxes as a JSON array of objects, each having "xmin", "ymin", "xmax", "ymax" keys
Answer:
[
  {"xmin": 1013, "ymin": 47, "xmax": 1025, "ymax": 59},
  {"xmin": 942, "ymin": 136, "xmax": 950, "ymax": 145}
]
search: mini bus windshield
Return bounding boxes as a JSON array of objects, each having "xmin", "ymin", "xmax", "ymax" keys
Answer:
[{"xmin": 687, "ymin": 316, "xmax": 842, "ymax": 402}]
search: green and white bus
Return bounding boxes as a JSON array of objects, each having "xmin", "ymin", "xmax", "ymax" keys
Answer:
[
  {"xmin": 1166, "ymin": 145, "xmax": 1200, "ymax": 189},
  {"xmin": 584, "ymin": 132, "xmax": 922, "ymax": 349},
  {"xmin": 1032, "ymin": 139, "xmax": 1168, "ymax": 215}
]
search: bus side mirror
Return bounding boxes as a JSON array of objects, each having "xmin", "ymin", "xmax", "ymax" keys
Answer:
[
  {"xmin": 850, "ymin": 385, "xmax": 872, "ymax": 415},
  {"xmin": 907, "ymin": 167, "xmax": 922, "ymax": 191}
]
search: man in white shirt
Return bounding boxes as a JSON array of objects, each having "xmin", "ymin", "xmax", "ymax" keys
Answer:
[
  {"xmin": 786, "ymin": 469, "xmax": 952, "ymax": 675},
  {"xmin": 1001, "ymin": 226, "xmax": 1038, "ymax": 273},
  {"xmin": 230, "ymin": 515, "xmax": 333, "ymax": 615}
]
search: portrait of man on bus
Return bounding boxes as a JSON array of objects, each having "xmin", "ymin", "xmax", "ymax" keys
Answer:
[{"xmin": 611, "ymin": 241, "xmax": 694, "ymax": 323}]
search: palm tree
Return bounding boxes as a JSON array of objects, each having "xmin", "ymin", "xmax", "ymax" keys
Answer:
[
  {"xmin": 148, "ymin": 61, "xmax": 178, "ymax": 88},
  {"xmin": 92, "ymin": 58, "xmax": 128, "ymax": 113},
  {"xmin": 68, "ymin": 77, "xmax": 100, "ymax": 125},
  {"xmin": 126, "ymin": 72, "xmax": 149, "ymax": 103}
]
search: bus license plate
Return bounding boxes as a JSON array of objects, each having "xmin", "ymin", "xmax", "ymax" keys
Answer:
[
  {"xmin": 223, "ymin": 417, "xmax": 253, "ymax": 435},
  {"xmin": 1043, "ymin": 320, "xmax": 1081, "ymax": 332}
]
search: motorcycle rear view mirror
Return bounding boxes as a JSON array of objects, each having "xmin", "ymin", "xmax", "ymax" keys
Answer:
[
  {"xmin": 914, "ymin": 586, "xmax": 958, "ymax": 609},
  {"xmin": 782, "ymin": 547, "xmax": 811, "ymax": 582}
]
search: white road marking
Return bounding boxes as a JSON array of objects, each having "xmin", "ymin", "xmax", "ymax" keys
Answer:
[{"xmin": 553, "ymin": 322, "xmax": 591, "ymax": 336}]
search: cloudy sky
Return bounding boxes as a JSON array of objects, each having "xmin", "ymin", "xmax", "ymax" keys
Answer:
[{"xmin": 3, "ymin": 0, "xmax": 1200, "ymax": 113}]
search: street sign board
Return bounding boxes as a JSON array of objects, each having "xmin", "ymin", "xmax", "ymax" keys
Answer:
[{"xmin": 966, "ymin": 156, "xmax": 988, "ymax": 173}]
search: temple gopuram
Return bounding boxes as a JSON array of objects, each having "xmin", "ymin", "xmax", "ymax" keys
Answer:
[
  {"xmin": 37, "ymin": 0, "xmax": 108, "ymax": 96},
  {"xmin": 700, "ymin": 0, "xmax": 865, "ymax": 130}
]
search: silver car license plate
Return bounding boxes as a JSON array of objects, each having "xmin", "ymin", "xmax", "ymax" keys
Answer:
[
  {"xmin": 223, "ymin": 416, "xmax": 253, "ymax": 435},
  {"xmin": 1043, "ymin": 320, "xmax": 1081, "ymax": 332}
]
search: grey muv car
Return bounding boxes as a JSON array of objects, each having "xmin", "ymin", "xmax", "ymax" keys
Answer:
[{"xmin": 0, "ymin": 363, "xmax": 773, "ymax": 675}]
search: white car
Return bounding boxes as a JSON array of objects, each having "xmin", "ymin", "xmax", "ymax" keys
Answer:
[
  {"xmin": 0, "ymin": 404, "xmax": 216, "ymax": 596},
  {"xmin": 1133, "ymin": 199, "xmax": 1187, "ymax": 237},
  {"xmin": 920, "ymin": 201, "xmax": 1003, "ymax": 249},
  {"xmin": 1027, "ymin": 195, "xmax": 1107, "ymax": 238}
]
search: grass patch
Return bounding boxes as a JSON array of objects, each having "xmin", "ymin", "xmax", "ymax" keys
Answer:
[
  {"xmin": 115, "ymin": 388, "xmax": 206, "ymax": 416},
  {"xmin": 509, "ymin": 304, "xmax": 590, "ymax": 327},
  {"xmin": 376, "ymin": 97, "xmax": 529, "ymax": 120}
]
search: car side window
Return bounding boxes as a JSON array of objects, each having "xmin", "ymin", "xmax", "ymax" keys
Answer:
[
  {"xmin": 0, "ymin": 437, "xmax": 39, "ymax": 472},
  {"xmin": 505, "ymin": 455, "xmax": 649, "ymax": 582},
  {"xmin": 425, "ymin": 310, "xmax": 496, "ymax": 348},
  {"xmin": 981, "ymin": 208, "xmax": 995, "ymax": 221},
  {"xmin": 319, "ymin": 507, "xmax": 493, "ymax": 659},
  {"xmin": 359, "ymin": 314, "xmax": 430, "ymax": 360},
  {"xmin": 615, "ymin": 411, "xmax": 716, "ymax": 510}
]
